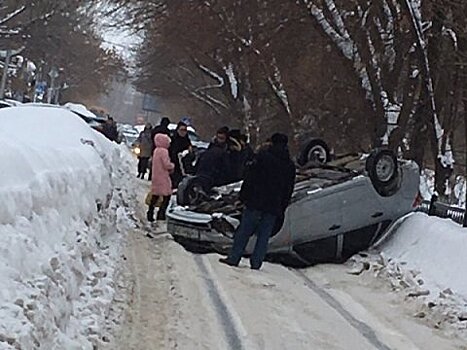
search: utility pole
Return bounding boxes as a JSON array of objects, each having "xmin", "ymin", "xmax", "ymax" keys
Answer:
[{"xmin": 0, "ymin": 49, "xmax": 12, "ymax": 100}]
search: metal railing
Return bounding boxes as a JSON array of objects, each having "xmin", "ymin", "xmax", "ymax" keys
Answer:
[{"xmin": 418, "ymin": 199, "xmax": 466, "ymax": 226}]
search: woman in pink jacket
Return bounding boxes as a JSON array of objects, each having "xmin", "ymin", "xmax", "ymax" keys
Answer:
[{"xmin": 147, "ymin": 133, "xmax": 175, "ymax": 222}]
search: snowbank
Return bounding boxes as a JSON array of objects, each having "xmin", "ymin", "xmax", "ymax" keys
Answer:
[
  {"xmin": 352, "ymin": 213, "xmax": 467, "ymax": 332},
  {"xmin": 0, "ymin": 106, "xmax": 136, "ymax": 349},
  {"xmin": 380, "ymin": 213, "xmax": 467, "ymax": 298}
]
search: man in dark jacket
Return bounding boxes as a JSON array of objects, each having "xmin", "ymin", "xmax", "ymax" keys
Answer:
[
  {"xmin": 151, "ymin": 117, "xmax": 171, "ymax": 148},
  {"xmin": 136, "ymin": 123, "xmax": 153, "ymax": 179},
  {"xmin": 219, "ymin": 133, "xmax": 296, "ymax": 270},
  {"xmin": 102, "ymin": 117, "xmax": 119, "ymax": 142},
  {"xmin": 169, "ymin": 121, "xmax": 192, "ymax": 188},
  {"xmin": 195, "ymin": 127, "xmax": 231, "ymax": 190}
]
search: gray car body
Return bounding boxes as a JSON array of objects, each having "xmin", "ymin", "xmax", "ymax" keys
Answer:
[{"xmin": 166, "ymin": 159, "xmax": 420, "ymax": 265}]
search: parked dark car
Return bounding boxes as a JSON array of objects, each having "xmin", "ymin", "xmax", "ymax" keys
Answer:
[{"xmin": 63, "ymin": 103, "xmax": 107, "ymax": 132}]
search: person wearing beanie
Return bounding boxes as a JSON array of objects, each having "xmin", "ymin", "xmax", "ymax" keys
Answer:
[{"xmin": 149, "ymin": 117, "xmax": 172, "ymax": 180}]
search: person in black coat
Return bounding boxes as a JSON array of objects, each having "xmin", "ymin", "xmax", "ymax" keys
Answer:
[
  {"xmin": 151, "ymin": 117, "xmax": 171, "ymax": 149},
  {"xmin": 169, "ymin": 121, "xmax": 192, "ymax": 188},
  {"xmin": 195, "ymin": 127, "xmax": 231, "ymax": 190},
  {"xmin": 136, "ymin": 123, "xmax": 153, "ymax": 179},
  {"xmin": 220, "ymin": 133, "xmax": 296, "ymax": 270},
  {"xmin": 102, "ymin": 117, "xmax": 119, "ymax": 142}
]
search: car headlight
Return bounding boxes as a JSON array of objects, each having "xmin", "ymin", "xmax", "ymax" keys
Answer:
[{"xmin": 134, "ymin": 146, "xmax": 141, "ymax": 155}]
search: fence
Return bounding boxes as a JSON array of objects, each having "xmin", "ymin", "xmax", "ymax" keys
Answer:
[{"xmin": 418, "ymin": 200, "xmax": 466, "ymax": 226}]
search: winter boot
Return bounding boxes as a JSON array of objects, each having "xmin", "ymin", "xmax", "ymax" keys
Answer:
[{"xmin": 146, "ymin": 206, "xmax": 155, "ymax": 222}]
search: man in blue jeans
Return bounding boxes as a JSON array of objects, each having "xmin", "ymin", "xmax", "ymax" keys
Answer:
[{"xmin": 219, "ymin": 133, "xmax": 296, "ymax": 270}]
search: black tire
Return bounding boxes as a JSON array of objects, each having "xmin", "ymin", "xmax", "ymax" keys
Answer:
[
  {"xmin": 366, "ymin": 149, "xmax": 400, "ymax": 197},
  {"xmin": 297, "ymin": 138, "xmax": 331, "ymax": 166}
]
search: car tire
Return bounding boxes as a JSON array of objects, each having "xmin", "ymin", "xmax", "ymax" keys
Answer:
[
  {"xmin": 366, "ymin": 149, "xmax": 400, "ymax": 197},
  {"xmin": 297, "ymin": 138, "xmax": 331, "ymax": 166}
]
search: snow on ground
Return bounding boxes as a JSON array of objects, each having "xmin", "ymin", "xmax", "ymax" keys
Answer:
[
  {"xmin": 351, "ymin": 212, "xmax": 467, "ymax": 334},
  {"xmin": 105, "ymin": 178, "xmax": 466, "ymax": 350},
  {"xmin": 108, "ymin": 232, "xmax": 466, "ymax": 350},
  {"xmin": 2, "ymin": 105, "xmax": 465, "ymax": 350},
  {"xmin": 0, "ymin": 106, "xmax": 138, "ymax": 349},
  {"xmin": 382, "ymin": 213, "xmax": 467, "ymax": 298}
]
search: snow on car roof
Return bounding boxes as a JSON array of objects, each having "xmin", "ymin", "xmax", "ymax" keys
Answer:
[{"xmin": 64, "ymin": 102, "xmax": 104, "ymax": 121}]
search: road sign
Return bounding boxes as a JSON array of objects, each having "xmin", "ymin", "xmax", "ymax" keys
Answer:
[{"xmin": 143, "ymin": 94, "xmax": 160, "ymax": 112}]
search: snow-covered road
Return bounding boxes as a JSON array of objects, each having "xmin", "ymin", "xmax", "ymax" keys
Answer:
[
  {"xmin": 3, "ymin": 105, "xmax": 465, "ymax": 350},
  {"xmin": 106, "ymin": 181, "xmax": 466, "ymax": 350}
]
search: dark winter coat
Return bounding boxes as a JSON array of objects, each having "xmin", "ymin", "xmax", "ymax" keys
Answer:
[
  {"xmin": 151, "ymin": 124, "xmax": 171, "ymax": 151},
  {"xmin": 169, "ymin": 133, "xmax": 192, "ymax": 188},
  {"xmin": 229, "ymin": 145, "xmax": 254, "ymax": 182},
  {"xmin": 169, "ymin": 133, "xmax": 192, "ymax": 165},
  {"xmin": 239, "ymin": 144, "xmax": 296, "ymax": 216},
  {"xmin": 102, "ymin": 123, "xmax": 118, "ymax": 142},
  {"xmin": 196, "ymin": 142, "xmax": 231, "ymax": 187},
  {"xmin": 137, "ymin": 129, "xmax": 154, "ymax": 158}
]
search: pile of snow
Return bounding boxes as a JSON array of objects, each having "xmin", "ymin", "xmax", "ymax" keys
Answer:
[
  {"xmin": 63, "ymin": 102, "xmax": 103, "ymax": 120},
  {"xmin": 0, "ymin": 106, "xmax": 137, "ymax": 349},
  {"xmin": 381, "ymin": 214, "xmax": 467, "ymax": 297},
  {"xmin": 352, "ymin": 213, "xmax": 467, "ymax": 330}
]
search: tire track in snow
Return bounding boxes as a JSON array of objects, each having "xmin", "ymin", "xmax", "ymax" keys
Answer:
[
  {"xmin": 293, "ymin": 269, "xmax": 393, "ymax": 350},
  {"xmin": 193, "ymin": 255, "xmax": 249, "ymax": 350}
]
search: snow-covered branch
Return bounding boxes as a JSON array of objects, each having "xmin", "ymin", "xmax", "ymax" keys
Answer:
[
  {"xmin": 224, "ymin": 63, "xmax": 238, "ymax": 100},
  {"xmin": 195, "ymin": 62, "xmax": 225, "ymax": 93},
  {"xmin": 267, "ymin": 58, "xmax": 291, "ymax": 116},
  {"xmin": 404, "ymin": 0, "xmax": 443, "ymax": 145},
  {"xmin": 304, "ymin": 0, "xmax": 373, "ymax": 103},
  {"xmin": 0, "ymin": 5, "xmax": 26, "ymax": 26}
]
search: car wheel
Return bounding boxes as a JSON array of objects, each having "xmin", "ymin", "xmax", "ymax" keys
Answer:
[
  {"xmin": 297, "ymin": 138, "xmax": 331, "ymax": 166},
  {"xmin": 366, "ymin": 149, "xmax": 400, "ymax": 197}
]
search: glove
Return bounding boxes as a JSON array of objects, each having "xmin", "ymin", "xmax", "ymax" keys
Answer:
[{"xmin": 181, "ymin": 149, "xmax": 190, "ymax": 157}]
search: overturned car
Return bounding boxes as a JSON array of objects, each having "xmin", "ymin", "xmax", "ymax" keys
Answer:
[{"xmin": 166, "ymin": 143, "xmax": 420, "ymax": 267}]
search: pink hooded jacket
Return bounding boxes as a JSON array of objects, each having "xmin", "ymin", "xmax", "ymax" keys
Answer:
[{"xmin": 151, "ymin": 134, "xmax": 175, "ymax": 196}]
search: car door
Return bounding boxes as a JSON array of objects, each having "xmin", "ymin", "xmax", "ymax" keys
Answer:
[
  {"xmin": 338, "ymin": 176, "xmax": 390, "ymax": 258},
  {"xmin": 340, "ymin": 176, "xmax": 387, "ymax": 231},
  {"xmin": 289, "ymin": 186, "xmax": 344, "ymax": 243},
  {"xmin": 287, "ymin": 186, "xmax": 344, "ymax": 263}
]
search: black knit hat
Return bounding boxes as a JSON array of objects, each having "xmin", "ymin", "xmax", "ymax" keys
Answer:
[
  {"xmin": 271, "ymin": 133, "xmax": 288, "ymax": 146},
  {"xmin": 160, "ymin": 117, "xmax": 170, "ymax": 126}
]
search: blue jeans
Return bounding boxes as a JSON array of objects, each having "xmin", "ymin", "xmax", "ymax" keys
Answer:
[{"xmin": 228, "ymin": 207, "xmax": 277, "ymax": 269}]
